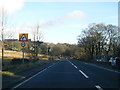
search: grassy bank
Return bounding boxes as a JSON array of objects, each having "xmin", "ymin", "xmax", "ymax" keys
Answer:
[
  {"xmin": 1, "ymin": 50, "xmax": 59, "ymax": 77},
  {"xmin": 2, "ymin": 60, "xmax": 52, "ymax": 78}
]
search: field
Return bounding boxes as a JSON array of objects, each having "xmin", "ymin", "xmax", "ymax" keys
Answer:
[
  {"xmin": 4, "ymin": 50, "xmax": 23, "ymax": 59},
  {"xmin": 1, "ymin": 50, "xmax": 56, "ymax": 77}
]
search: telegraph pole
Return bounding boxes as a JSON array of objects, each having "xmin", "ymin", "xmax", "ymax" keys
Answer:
[{"xmin": 1, "ymin": 5, "xmax": 4, "ymax": 63}]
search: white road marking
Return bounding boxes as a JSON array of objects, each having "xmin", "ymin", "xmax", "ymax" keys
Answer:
[
  {"xmin": 67, "ymin": 59, "xmax": 89, "ymax": 79},
  {"xmin": 67, "ymin": 59, "xmax": 74, "ymax": 65},
  {"xmin": 74, "ymin": 65, "xmax": 78, "ymax": 69},
  {"xmin": 95, "ymin": 85, "xmax": 103, "ymax": 90},
  {"xmin": 79, "ymin": 70, "xmax": 89, "ymax": 78},
  {"xmin": 67, "ymin": 60, "xmax": 77, "ymax": 68},
  {"xmin": 12, "ymin": 63, "xmax": 58, "ymax": 89}
]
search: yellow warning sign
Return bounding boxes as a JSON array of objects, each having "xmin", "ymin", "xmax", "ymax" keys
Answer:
[{"xmin": 19, "ymin": 33, "xmax": 28, "ymax": 42}]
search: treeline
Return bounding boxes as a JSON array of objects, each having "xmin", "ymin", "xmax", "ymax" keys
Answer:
[
  {"xmin": 77, "ymin": 23, "xmax": 120, "ymax": 61},
  {"xmin": 3, "ymin": 23, "xmax": 120, "ymax": 61},
  {"xmin": 47, "ymin": 23, "xmax": 120, "ymax": 61},
  {"xmin": 3, "ymin": 40, "xmax": 78, "ymax": 59}
]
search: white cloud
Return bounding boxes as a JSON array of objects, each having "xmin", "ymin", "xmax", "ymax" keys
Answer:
[
  {"xmin": 40, "ymin": 10, "xmax": 86, "ymax": 28},
  {"xmin": 65, "ymin": 10, "xmax": 85, "ymax": 19},
  {"xmin": 3, "ymin": 10, "xmax": 86, "ymax": 40},
  {"xmin": 65, "ymin": 24, "xmax": 87, "ymax": 28},
  {"xmin": 15, "ymin": 10, "xmax": 86, "ymax": 30},
  {"xmin": 19, "ymin": 21, "xmax": 49, "ymax": 29},
  {"xmin": 0, "ymin": 0, "xmax": 25, "ymax": 14}
]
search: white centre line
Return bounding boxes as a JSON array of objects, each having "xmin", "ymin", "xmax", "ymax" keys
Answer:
[
  {"xmin": 67, "ymin": 59, "xmax": 89, "ymax": 79},
  {"xmin": 79, "ymin": 70, "xmax": 89, "ymax": 78},
  {"xmin": 95, "ymin": 85, "xmax": 103, "ymax": 90}
]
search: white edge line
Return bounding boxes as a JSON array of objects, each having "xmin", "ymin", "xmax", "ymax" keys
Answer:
[
  {"xmin": 12, "ymin": 63, "xmax": 57, "ymax": 89},
  {"xmin": 74, "ymin": 65, "xmax": 78, "ymax": 69},
  {"xmin": 95, "ymin": 85, "xmax": 103, "ymax": 90},
  {"xmin": 12, "ymin": 69, "xmax": 45, "ymax": 89},
  {"xmin": 79, "ymin": 70, "xmax": 89, "ymax": 78}
]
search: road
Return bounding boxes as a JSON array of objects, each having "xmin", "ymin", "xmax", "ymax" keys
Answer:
[{"xmin": 12, "ymin": 59, "xmax": 120, "ymax": 89}]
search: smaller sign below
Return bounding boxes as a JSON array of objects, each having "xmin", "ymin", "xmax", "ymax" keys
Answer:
[{"xmin": 21, "ymin": 42, "xmax": 26, "ymax": 47}]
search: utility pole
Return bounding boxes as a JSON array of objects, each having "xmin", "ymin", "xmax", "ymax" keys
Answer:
[{"xmin": 1, "ymin": 6, "xmax": 4, "ymax": 64}]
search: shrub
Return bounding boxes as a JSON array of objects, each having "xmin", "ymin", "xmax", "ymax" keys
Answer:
[{"xmin": 11, "ymin": 58, "xmax": 30, "ymax": 64}]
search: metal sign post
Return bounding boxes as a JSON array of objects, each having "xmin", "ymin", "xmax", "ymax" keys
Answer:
[
  {"xmin": 22, "ymin": 46, "xmax": 25, "ymax": 64},
  {"xmin": 21, "ymin": 42, "xmax": 26, "ymax": 64}
]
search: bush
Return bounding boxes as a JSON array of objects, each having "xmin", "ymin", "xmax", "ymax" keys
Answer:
[{"xmin": 11, "ymin": 58, "xmax": 30, "ymax": 64}]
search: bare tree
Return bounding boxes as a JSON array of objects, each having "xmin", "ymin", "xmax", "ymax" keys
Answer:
[
  {"xmin": 29, "ymin": 23, "xmax": 43, "ymax": 60},
  {"xmin": 78, "ymin": 23, "xmax": 119, "ymax": 61},
  {"xmin": 33, "ymin": 23, "xmax": 43, "ymax": 42}
]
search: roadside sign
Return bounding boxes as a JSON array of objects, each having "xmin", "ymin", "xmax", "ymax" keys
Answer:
[
  {"xmin": 19, "ymin": 33, "xmax": 28, "ymax": 42},
  {"xmin": 21, "ymin": 42, "xmax": 26, "ymax": 47},
  {"xmin": 19, "ymin": 33, "xmax": 28, "ymax": 64}
]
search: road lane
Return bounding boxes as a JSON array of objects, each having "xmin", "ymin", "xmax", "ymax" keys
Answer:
[
  {"xmin": 13, "ymin": 59, "xmax": 95, "ymax": 88},
  {"xmin": 69, "ymin": 59, "xmax": 120, "ymax": 88}
]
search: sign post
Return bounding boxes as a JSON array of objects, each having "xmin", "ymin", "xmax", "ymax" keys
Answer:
[
  {"xmin": 21, "ymin": 42, "xmax": 26, "ymax": 63},
  {"xmin": 22, "ymin": 46, "xmax": 25, "ymax": 64},
  {"xmin": 19, "ymin": 33, "xmax": 28, "ymax": 64}
]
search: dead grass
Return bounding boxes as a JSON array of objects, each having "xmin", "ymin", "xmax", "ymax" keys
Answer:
[
  {"xmin": 1, "ymin": 51, "xmax": 57, "ymax": 71},
  {"xmin": 1, "ymin": 50, "xmax": 53, "ymax": 75},
  {"xmin": 1, "ymin": 50, "xmax": 49, "ymax": 60},
  {"xmin": 4, "ymin": 50, "xmax": 24, "ymax": 59}
]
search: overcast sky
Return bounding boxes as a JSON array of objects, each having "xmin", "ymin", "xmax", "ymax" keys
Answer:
[{"xmin": 0, "ymin": 0, "xmax": 118, "ymax": 44}]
